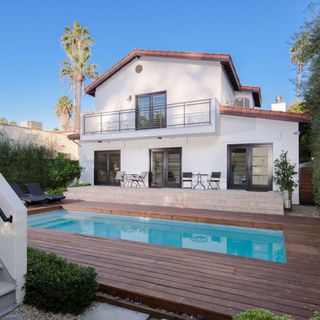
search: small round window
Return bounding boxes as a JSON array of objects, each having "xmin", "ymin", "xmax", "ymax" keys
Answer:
[{"xmin": 135, "ymin": 64, "xmax": 143, "ymax": 73}]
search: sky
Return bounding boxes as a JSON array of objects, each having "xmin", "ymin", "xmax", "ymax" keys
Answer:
[{"xmin": 0, "ymin": 0, "xmax": 310, "ymax": 130}]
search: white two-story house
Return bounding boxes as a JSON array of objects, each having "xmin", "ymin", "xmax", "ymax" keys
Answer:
[{"xmin": 80, "ymin": 49, "xmax": 311, "ymax": 203}]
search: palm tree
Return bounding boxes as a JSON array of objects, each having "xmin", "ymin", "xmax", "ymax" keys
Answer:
[
  {"xmin": 55, "ymin": 96, "xmax": 73, "ymax": 131},
  {"xmin": 290, "ymin": 31, "xmax": 312, "ymax": 102},
  {"xmin": 60, "ymin": 22, "xmax": 98, "ymax": 132}
]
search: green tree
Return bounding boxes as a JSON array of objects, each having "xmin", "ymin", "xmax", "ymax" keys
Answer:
[
  {"xmin": 293, "ymin": 4, "xmax": 320, "ymax": 205},
  {"xmin": 9, "ymin": 121, "xmax": 17, "ymax": 126},
  {"xmin": 288, "ymin": 101, "xmax": 309, "ymax": 113},
  {"xmin": 0, "ymin": 117, "xmax": 8, "ymax": 124},
  {"xmin": 290, "ymin": 31, "xmax": 312, "ymax": 101},
  {"xmin": 55, "ymin": 96, "xmax": 73, "ymax": 131},
  {"xmin": 60, "ymin": 22, "xmax": 98, "ymax": 133}
]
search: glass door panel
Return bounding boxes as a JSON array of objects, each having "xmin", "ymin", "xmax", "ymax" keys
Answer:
[
  {"xmin": 228, "ymin": 144, "xmax": 272, "ymax": 191},
  {"xmin": 167, "ymin": 149, "xmax": 181, "ymax": 187},
  {"xmin": 108, "ymin": 152, "xmax": 121, "ymax": 186},
  {"xmin": 137, "ymin": 95, "xmax": 150, "ymax": 129},
  {"xmin": 150, "ymin": 148, "xmax": 181, "ymax": 188},
  {"xmin": 151, "ymin": 151, "xmax": 164, "ymax": 187},
  {"xmin": 94, "ymin": 151, "xmax": 121, "ymax": 186},
  {"xmin": 94, "ymin": 151, "xmax": 108, "ymax": 185},
  {"xmin": 250, "ymin": 145, "xmax": 271, "ymax": 189},
  {"xmin": 152, "ymin": 94, "xmax": 166, "ymax": 128},
  {"xmin": 229, "ymin": 147, "xmax": 248, "ymax": 189}
]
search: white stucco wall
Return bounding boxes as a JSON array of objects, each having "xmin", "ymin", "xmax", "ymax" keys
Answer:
[
  {"xmin": 220, "ymin": 69, "xmax": 234, "ymax": 105},
  {"xmin": 94, "ymin": 56, "xmax": 222, "ymax": 113},
  {"xmin": 0, "ymin": 174, "xmax": 27, "ymax": 303},
  {"xmin": 0, "ymin": 124, "xmax": 79, "ymax": 160},
  {"xmin": 79, "ymin": 115, "xmax": 299, "ymax": 203}
]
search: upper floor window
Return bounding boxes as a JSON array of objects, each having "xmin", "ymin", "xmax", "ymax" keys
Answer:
[
  {"xmin": 136, "ymin": 92, "xmax": 166, "ymax": 130},
  {"xmin": 235, "ymin": 97, "xmax": 250, "ymax": 108}
]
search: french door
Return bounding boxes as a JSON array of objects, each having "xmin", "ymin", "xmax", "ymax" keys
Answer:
[
  {"xmin": 94, "ymin": 150, "xmax": 121, "ymax": 186},
  {"xmin": 150, "ymin": 148, "xmax": 181, "ymax": 188},
  {"xmin": 136, "ymin": 92, "xmax": 166, "ymax": 130},
  {"xmin": 227, "ymin": 144, "xmax": 272, "ymax": 191}
]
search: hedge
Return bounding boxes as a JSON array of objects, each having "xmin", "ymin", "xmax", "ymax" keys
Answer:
[
  {"xmin": 0, "ymin": 132, "xmax": 81, "ymax": 189},
  {"xmin": 24, "ymin": 248, "xmax": 98, "ymax": 314},
  {"xmin": 233, "ymin": 309, "xmax": 320, "ymax": 320}
]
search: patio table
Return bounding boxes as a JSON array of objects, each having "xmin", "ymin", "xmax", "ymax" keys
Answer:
[{"xmin": 193, "ymin": 173, "xmax": 208, "ymax": 190}]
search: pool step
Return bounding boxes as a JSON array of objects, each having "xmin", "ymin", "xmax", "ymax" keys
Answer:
[
  {"xmin": 0, "ymin": 262, "xmax": 17, "ymax": 317},
  {"xmin": 0, "ymin": 281, "xmax": 16, "ymax": 317},
  {"xmin": 66, "ymin": 186, "xmax": 284, "ymax": 215}
]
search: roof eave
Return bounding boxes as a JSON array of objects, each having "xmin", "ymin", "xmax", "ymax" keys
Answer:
[{"xmin": 84, "ymin": 49, "xmax": 243, "ymax": 96}]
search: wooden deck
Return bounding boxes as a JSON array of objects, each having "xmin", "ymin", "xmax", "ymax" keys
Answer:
[{"xmin": 28, "ymin": 201, "xmax": 320, "ymax": 320}]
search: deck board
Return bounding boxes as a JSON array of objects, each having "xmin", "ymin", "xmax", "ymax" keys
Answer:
[{"xmin": 28, "ymin": 201, "xmax": 320, "ymax": 320}]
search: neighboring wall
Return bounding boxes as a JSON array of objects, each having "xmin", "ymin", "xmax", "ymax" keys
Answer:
[
  {"xmin": 80, "ymin": 115, "xmax": 299, "ymax": 204},
  {"xmin": 0, "ymin": 124, "xmax": 79, "ymax": 160},
  {"xmin": 0, "ymin": 173, "xmax": 27, "ymax": 303}
]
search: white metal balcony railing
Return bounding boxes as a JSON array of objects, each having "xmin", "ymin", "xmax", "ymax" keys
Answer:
[{"xmin": 83, "ymin": 99, "xmax": 212, "ymax": 135}]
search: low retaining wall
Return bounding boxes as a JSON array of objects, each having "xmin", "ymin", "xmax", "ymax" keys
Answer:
[{"xmin": 65, "ymin": 186, "xmax": 284, "ymax": 215}]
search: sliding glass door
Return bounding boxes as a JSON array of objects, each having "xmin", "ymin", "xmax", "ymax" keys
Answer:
[
  {"xmin": 150, "ymin": 148, "xmax": 181, "ymax": 188},
  {"xmin": 228, "ymin": 144, "xmax": 272, "ymax": 191},
  {"xmin": 94, "ymin": 150, "xmax": 121, "ymax": 186}
]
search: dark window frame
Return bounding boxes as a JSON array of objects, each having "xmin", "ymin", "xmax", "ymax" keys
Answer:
[
  {"xmin": 227, "ymin": 144, "xmax": 273, "ymax": 191},
  {"xmin": 149, "ymin": 147, "xmax": 182, "ymax": 188},
  {"xmin": 135, "ymin": 91, "xmax": 167, "ymax": 130},
  {"xmin": 94, "ymin": 150, "xmax": 121, "ymax": 186}
]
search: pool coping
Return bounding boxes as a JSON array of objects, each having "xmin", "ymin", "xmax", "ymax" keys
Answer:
[{"xmin": 27, "ymin": 201, "xmax": 284, "ymax": 231}]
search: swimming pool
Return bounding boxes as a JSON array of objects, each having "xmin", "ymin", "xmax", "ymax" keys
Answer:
[{"xmin": 28, "ymin": 210, "xmax": 286, "ymax": 263}]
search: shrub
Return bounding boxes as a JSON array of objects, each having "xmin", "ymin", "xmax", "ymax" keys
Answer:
[
  {"xmin": 233, "ymin": 309, "xmax": 293, "ymax": 320},
  {"xmin": 0, "ymin": 132, "xmax": 55, "ymax": 188},
  {"xmin": 311, "ymin": 312, "xmax": 320, "ymax": 320},
  {"xmin": 69, "ymin": 182, "xmax": 91, "ymax": 188},
  {"xmin": 24, "ymin": 248, "xmax": 98, "ymax": 315},
  {"xmin": 273, "ymin": 151, "xmax": 298, "ymax": 193},
  {"xmin": 46, "ymin": 187, "xmax": 67, "ymax": 195},
  {"xmin": 48, "ymin": 153, "xmax": 82, "ymax": 189}
]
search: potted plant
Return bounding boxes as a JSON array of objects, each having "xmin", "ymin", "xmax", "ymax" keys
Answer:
[{"xmin": 273, "ymin": 151, "xmax": 298, "ymax": 211}]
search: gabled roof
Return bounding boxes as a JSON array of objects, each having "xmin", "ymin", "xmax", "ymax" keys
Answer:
[
  {"xmin": 220, "ymin": 106, "xmax": 311, "ymax": 123},
  {"xmin": 84, "ymin": 49, "xmax": 262, "ymax": 107}
]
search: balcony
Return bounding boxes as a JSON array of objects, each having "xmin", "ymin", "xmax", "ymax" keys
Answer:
[{"xmin": 81, "ymin": 99, "xmax": 216, "ymax": 141}]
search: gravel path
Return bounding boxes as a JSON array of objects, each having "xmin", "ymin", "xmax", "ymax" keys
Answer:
[
  {"xmin": 4, "ymin": 303, "xmax": 98, "ymax": 320},
  {"xmin": 289, "ymin": 205, "xmax": 320, "ymax": 218},
  {"xmin": 4, "ymin": 304, "xmax": 170, "ymax": 320}
]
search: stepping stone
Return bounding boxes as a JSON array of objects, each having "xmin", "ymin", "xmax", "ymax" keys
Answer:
[
  {"xmin": 84, "ymin": 303, "xmax": 150, "ymax": 320},
  {"xmin": 2, "ymin": 316, "xmax": 22, "ymax": 320}
]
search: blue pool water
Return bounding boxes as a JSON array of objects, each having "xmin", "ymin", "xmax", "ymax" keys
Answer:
[{"xmin": 28, "ymin": 210, "xmax": 286, "ymax": 263}]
